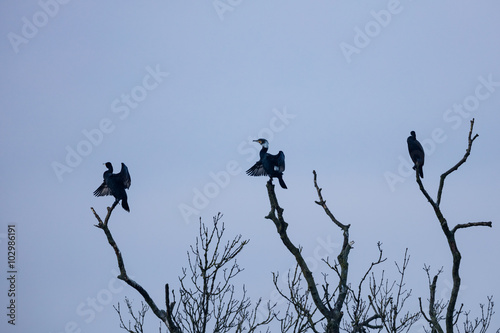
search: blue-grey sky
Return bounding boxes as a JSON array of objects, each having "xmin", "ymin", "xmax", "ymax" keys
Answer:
[{"xmin": 1, "ymin": 1, "xmax": 499, "ymax": 332}]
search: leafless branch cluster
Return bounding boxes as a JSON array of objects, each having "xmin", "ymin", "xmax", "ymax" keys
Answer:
[
  {"xmin": 458, "ymin": 296, "xmax": 498, "ymax": 333},
  {"xmin": 91, "ymin": 209, "xmax": 275, "ymax": 333},
  {"xmin": 367, "ymin": 248, "xmax": 420, "ymax": 333},
  {"xmin": 342, "ymin": 242, "xmax": 386, "ymax": 333},
  {"xmin": 339, "ymin": 246, "xmax": 420, "ymax": 333},
  {"xmin": 177, "ymin": 213, "xmax": 275, "ymax": 333},
  {"xmin": 114, "ymin": 297, "xmax": 149, "ymax": 333},
  {"xmin": 272, "ymin": 265, "xmax": 320, "ymax": 333}
]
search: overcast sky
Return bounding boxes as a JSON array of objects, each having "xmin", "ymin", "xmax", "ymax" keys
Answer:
[{"xmin": 1, "ymin": 1, "xmax": 499, "ymax": 332}]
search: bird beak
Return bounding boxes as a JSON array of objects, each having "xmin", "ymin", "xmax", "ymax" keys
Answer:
[{"xmin": 253, "ymin": 139, "xmax": 260, "ymax": 143}]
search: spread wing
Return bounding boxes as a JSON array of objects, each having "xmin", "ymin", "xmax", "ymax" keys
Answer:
[
  {"xmin": 246, "ymin": 161, "xmax": 268, "ymax": 177},
  {"xmin": 268, "ymin": 151, "xmax": 285, "ymax": 173},
  {"xmin": 93, "ymin": 181, "xmax": 112, "ymax": 197},
  {"xmin": 119, "ymin": 163, "xmax": 131, "ymax": 189}
]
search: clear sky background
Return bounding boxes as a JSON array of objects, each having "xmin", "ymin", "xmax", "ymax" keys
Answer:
[{"xmin": 1, "ymin": 1, "xmax": 499, "ymax": 332}]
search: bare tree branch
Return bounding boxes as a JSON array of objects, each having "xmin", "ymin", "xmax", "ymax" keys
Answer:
[
  {"xmin": 313, "ymin": 170, "xmax": 354, "ymax": 332},
  {"xmin": 345, "ymin": 243, "xmax": 386, "ymax": 332},
  {"xmin": 452, "ymin": 222, "xmax": 492, "ymax": 234},
  {"xmin": 413, "ymin": 119, "xmax": 494, "ymax": 333},
  {"xmin": 437, "ymin": 118, "xmax": 479, "ymax": 207},
  {"xmin": 114, "ymin": 298, "xmax": 149, "ymax": 333},
  {"xmin": 313, "ymin": 170, "xmax": 350, "ymax": 231},
  {"xmin": 273, "ymin": 267, "xmax": 320, "ymax": 333},
  {"xmin": 265, "ymin": 180, "xmax": 333, "ymax": 323},
  {"xmin": 419, "ymin": 266, "xmax": 445, "ymax": 333},
  {"xmin": 368, "ymin": 248, "xmax": 420, "ymax": 333},
  {"xmin": 459, "ymin": 296, "xmax": 497, "ymax": 333},
  {"xmin": 265, "ymin": 171, "xmax": 356, "ymax": 333},
  {"xmin": 91, "ymin": 205, "xmax": 182, "ymax": 333}
]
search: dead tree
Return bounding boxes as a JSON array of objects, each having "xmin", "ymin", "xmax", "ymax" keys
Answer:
[
  {"xmin": 413, "ymin": 119, "xmax": 493, "ymax": 333},
  {"xmin": 264, "ymin": 171, "xmax": 392, "ymax": 333},
  {"xmin": 91, "ymin": 207, "xmax": 275, "ymax": 333}
]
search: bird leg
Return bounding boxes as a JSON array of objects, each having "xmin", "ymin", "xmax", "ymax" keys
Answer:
[{"xmin": 112, "ymin": 200, "xmax": 119, "ymax": 210}]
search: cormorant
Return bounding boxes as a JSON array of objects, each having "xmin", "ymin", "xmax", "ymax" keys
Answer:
[
  {"xmin": 246, "ymin": 138, "xmax": 287, "ymax": 189},
  {"xmin": 407, "ymin": 131, "xmax": 424, "ymax": 178},
  {"xmin": 93, "ymin": 162, "xmax": 131, "ymax": 211}
]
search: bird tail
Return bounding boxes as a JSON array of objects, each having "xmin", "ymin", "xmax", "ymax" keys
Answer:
[
  {"xmin": 278, "ymin": 175, "xmax": 287, "ymax": 189},
  {"xmin": 122, "ymin": 197, "xmax": 130, "ymax": 212}
]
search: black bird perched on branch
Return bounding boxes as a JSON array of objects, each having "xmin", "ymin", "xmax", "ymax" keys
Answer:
[
  {"xmin": 246, "ymin": 138, "xmax": 287, "ymax": 189},
  {"xmin": 93, "ymin": 162, "xmax": 131, "ymax": 211},
  {"xmin": 407, "ymin": 131, "xmax": 424, "ymax": 178}
]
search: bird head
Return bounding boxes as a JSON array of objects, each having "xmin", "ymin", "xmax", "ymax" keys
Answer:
[
  {"xmin": 104, "ymin": 162, "xmax": 113, "ymax": 170},
  {"xmin": 253, "ymin": 138, "xmax": 269, "ymax": 148},
  {"xmin": 410, "ymin": 131, "xmax": 416, "ymax": 138}
]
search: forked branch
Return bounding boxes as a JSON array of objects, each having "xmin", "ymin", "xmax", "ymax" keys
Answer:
[
  {"xmin": 265, "ymin": 181, "xmax": 331, "ymax": 321},
  {"xmin": 414, "ymin": 119, "xmax": 493, "ymax": 333},
  {"xmin": 437, "ymin": 118, "xmax": 479, "ymax": 207},
  {"xmin": 265, "ymin": 171, "xmax": 355, "ymax": 333},
  {"xmin": 313, "ymin": 170, "xmax": 353, "ymax": 331}
]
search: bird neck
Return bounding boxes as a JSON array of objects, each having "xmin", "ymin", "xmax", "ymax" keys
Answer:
[
  {"xmin": 259, "ymin": 146, "xmax": 268, "ymax": 158},
  {"xmin": 103, "ymin": 164, "xmax": 113, "ymax": 178}
]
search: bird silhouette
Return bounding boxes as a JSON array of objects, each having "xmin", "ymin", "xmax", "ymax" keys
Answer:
[
  {"xmin": 407, "ymin": 131, "xmax": 424, "ymax": 178},
  {"xmin": 93, "ymin": 162, "xmax": 131, "ymax": 211},
  {"xmin": 246, "ymin": 139, "xmax": 287, "ymax": 189}
]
